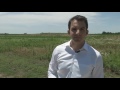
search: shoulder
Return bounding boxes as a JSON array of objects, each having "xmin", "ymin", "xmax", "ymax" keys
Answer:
[
  {"xmin": 87, "ymin": 43, "xmax": 102, "ymax": 59},
  {"xmin": 87, "ymin": 43, "xmax": 103, "ymax": 66},
  {"xmin": 53, "ymin": 41, "xmax": 69, "ymax": 54}
]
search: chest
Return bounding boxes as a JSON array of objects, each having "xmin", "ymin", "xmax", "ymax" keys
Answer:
[
  {"xmin": 57, "ymin": 52, "xmax": 95, "ymax": 76},
  {"xmin": 58, "ymin": 51, "xmax": 94, "ymax": 65}
]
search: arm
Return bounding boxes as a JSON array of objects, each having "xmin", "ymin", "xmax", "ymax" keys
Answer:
[
  {"xmin": 92, "ymin": 53, "xmax": 104, "ymax": 78},
  {"xmin": 48, "ymin": 48, "xmax": 58, "ymax": 78}
]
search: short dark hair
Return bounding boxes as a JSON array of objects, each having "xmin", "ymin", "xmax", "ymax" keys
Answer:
[{"xmin": 68, "ymin": 15, "xmax": 88, "ymax": 29}]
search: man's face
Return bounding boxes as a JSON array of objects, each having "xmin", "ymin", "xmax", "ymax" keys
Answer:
[{"xmin": 68, "ymin": 19, "xmax": 88, "ymax": 42}]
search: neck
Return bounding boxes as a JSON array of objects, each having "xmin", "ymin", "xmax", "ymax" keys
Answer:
[{"xmin": 70, "ymin": 40, "xmax": 85, "ymax": 51}]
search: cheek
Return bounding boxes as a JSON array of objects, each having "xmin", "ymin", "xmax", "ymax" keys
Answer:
[
  {"xmin": 70, "ymin": 32, "xmax": 75, "ymax": 36},
  {"xmin": 83, "ymin": 34, "xmax": 88, "ymax": 38},
  {"xmin": 68, "ymin": 30, "xmax": 73, "ymax": 35}
]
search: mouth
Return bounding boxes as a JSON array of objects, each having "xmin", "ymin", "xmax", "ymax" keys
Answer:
[{"xmin": 73, "ymin": 36, "xmax": 80, "ymax": 38}]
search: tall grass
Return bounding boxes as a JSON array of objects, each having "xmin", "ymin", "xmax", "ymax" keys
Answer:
[{"xmin": 0, "ymin": 34, "xmax": 119, "ymax": 78}]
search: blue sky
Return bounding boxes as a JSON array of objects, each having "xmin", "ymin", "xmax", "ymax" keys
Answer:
[{"xmin": 0, "ymin": 12, "xmax": 120, "ymax": 34}]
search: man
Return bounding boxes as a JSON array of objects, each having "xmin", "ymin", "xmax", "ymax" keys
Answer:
[{"xmin": 48, "ymin": 15, "xmax": 104, "ymax": 78}]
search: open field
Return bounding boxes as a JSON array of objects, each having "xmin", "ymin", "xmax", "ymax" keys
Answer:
[{"xmin": 0, "ymin": 34, "xmax": 120, "ymax": 78}]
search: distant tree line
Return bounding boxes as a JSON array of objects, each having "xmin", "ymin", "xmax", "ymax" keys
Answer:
[
  {"xmin": 0, "ymin": 33, "xmax": 28, "ymax": 35},
  {"xmin": 1, "ymin": 32, "xmax": 120, "ymax": 35},
  {"xmin": 102, "ymin": 31, "xmax": 120, "ymax": 34}
]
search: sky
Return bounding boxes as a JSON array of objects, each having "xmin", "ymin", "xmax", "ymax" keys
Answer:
[{"xmin": 0, "ymin": 12, "xmax": 120, "ymax": 34}]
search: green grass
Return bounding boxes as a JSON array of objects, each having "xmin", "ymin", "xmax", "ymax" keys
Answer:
[{"xmin": 0, "ymin": 34, "xmax": 120, "ymax": 78}]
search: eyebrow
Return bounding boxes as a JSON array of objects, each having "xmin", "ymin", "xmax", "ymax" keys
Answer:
[
  {"xmin": 71, "ymin": 26, "xmax": 85, "ymax": 29},
  {"xmin": 80, "ymin": 27, "xmax": 85, "ymax": 29}
]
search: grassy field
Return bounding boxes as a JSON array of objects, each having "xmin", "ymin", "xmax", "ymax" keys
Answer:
[{"xmin": 0, "ymin": 34, "xmax": 120, "ymax": 78}]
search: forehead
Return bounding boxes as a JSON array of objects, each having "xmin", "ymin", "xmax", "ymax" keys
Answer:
[{"xmin": 71, "ymin": 19, "xmax": 86, "ymax": 27}]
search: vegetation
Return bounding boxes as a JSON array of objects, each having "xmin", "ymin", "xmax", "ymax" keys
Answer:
[{"xmin": 0, "ymin": 34, "xmax": 119, "ymax": 78}]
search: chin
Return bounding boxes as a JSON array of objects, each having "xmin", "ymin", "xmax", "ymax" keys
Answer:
[{"xmin": 73, "ymin": 38, "xmax": 81, "ymax": 42}]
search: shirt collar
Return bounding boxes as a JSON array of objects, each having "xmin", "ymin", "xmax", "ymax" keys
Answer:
[{"xmin": 66, "ymin": 39, "xmax": 88, "ymax": 52}]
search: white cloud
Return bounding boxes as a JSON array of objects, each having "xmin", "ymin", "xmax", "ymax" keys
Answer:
[
  {"xmin": 0, "ymin": 12, "xmax": 100, "ymax": 34},
  {"xmin": 0, "ymin": 12, "xmax": 99, "ymax": 25}
]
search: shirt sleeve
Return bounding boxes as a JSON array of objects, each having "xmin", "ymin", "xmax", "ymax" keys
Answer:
[
  {"xmin": 92, "ymin": 53, "xmax": 104, "ymax": 78},
  {"xmin": 48, "ymin": 47, "xmax": 58, "ymax": 78}
]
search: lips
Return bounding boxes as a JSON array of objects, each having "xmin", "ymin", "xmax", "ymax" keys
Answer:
[{"xmin": 73, "ymin": 36, "xmax": 80, "ymax": 38}]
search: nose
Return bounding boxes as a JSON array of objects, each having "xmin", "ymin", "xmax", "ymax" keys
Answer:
[{"xmin": 76, "ymin": 29, "xmax": 80, "ymax": 34}]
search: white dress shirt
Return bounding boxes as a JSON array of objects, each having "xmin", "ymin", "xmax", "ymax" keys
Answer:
[{"xmin": 48, "ymin": 40, "xmax": 104, "ymax": 78}]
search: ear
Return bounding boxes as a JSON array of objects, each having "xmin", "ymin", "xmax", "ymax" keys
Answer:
[
  {"xmin": 86, "ymin": 30, "xmax": 89, "ymax": 35},
  {"xmin": 68, "ymin": 30, "xmax": 70, "ymax": 34}
]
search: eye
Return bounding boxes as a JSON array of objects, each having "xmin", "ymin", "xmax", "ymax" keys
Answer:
[
  {"xmin": 72, "ymin": 28, "xmax": 77, "ymax": 31},
  {"xmin": 80, "ymin": 28, "xmax": 85, "ymax": 31},
  {"xmin": 81, "ymin": 29, "xmax": 84, "ymax": 31}
]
